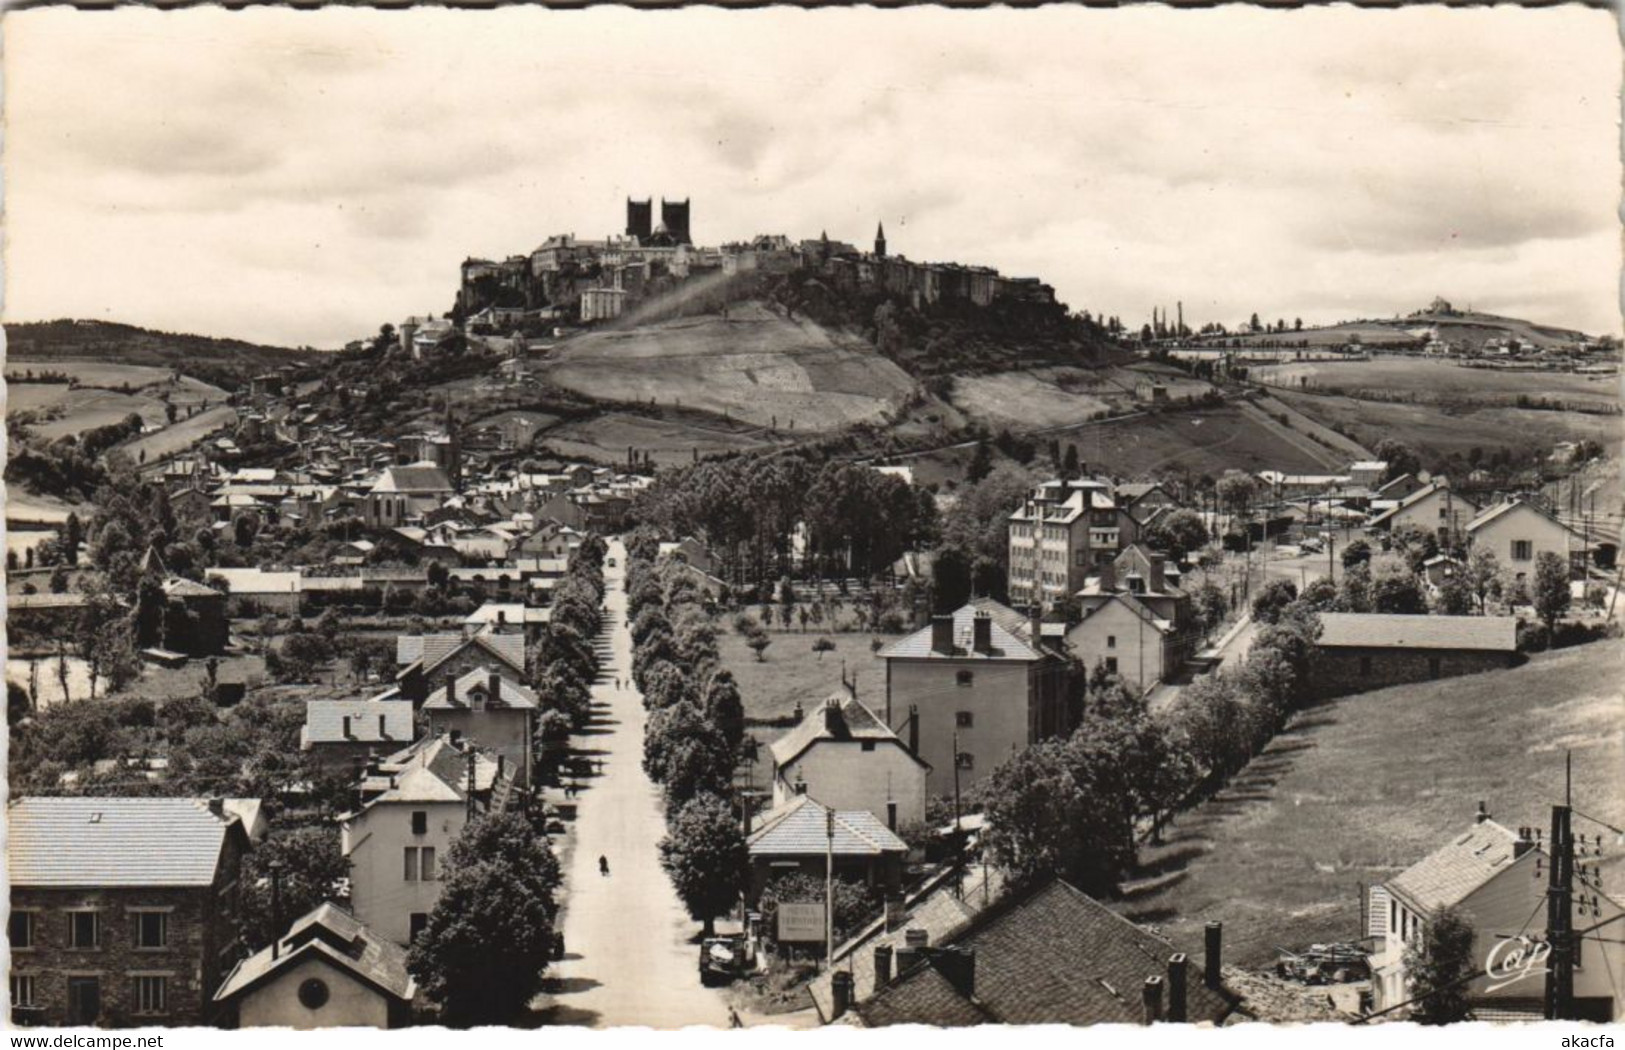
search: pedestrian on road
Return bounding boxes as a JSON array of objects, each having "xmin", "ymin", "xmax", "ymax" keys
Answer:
[
  {"xmin": 729, "ymin": 1008, "xmax": 743, "ymax": 1029},
  {"xmin": 599, "ymin": 854, "xmax": 610, "ymax": 877}
]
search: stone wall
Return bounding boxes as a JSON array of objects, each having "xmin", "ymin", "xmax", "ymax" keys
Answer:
[{"xmin": 1309, "ymin": 645, "xmax": 1516, "ymax": 701}]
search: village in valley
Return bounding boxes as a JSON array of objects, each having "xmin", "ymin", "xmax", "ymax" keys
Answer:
[{"xmin": 5, "ymin": 189, "xmax": 1621, "ymax": 1033}]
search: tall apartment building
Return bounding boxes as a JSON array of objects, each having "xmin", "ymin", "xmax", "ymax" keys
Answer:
[{"xmin": 1007, "ymin": 478, "xmax": 1122, "ymax": 610}]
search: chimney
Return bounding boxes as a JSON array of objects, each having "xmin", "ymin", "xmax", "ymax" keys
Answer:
[
  {"xmin": 1204, "ymin": 922, "xmax": 1223, "ymax": 990},
  {"xmin": 934, "ymin": 946, "xmax": 976, "ymax": 1001},
  {"xmin": 884, "ymin": 893, "xmax": 906, "ymax": 932},
  {"xmin": 931, "ymin": 614, "xmax": 955, "ymax": 656},
  {"xmin": 378, "ymin": 713, "xmax": 388, "ymax": 740},
  {"xmin": 1149, "ymin": 554, "xmax": 1166, "ymax": 593},
  {"xmin": 905, "ymin": 928, "xmax": 929, "ymax": 950},
  {"xmin": 1029, "ymin": 604, "xmax": 1043, "ymax": 643},
  {"xmin": 489, "ymin": 671, "xmax": 502, "ymax": 703},
  {"xmin": 792, "ymin": 700, "xmax": 804, "ymax": 723},
  {"xmin": 1167, "ymin": 953, "xmax": 1189, "ymax": 1023},
  {"xmin": 1514, "ymin": 826, "xmax": 1537, "ymax": 859},
  {"xmin": 1142, "ymin": 975, "xmax": 1164, "ymax": 1025},
  {"xmin": 208, "ymin": 797, "xmax": 225, "ymax": 818},
  {"xmin": 1099, "ymin": 559, "xmax": 1117, "ymax": 592},
  {"xmin": 971, "ymin": 612, "xmax": 992, "ymax": 654},
  {"xmin": 1476, "ymin": 800, "xmax": 1490, "ymax": 824},
  {"xmin": 886, "ymin": 800, "xmax": 898, "ymax": 831},
  {"xmin": 497, "ymin": 608, "xmax": 507, "ymax": 627},
  {"xmin": 342, "ymin": 715, "xmax": 354, "ymax": 740},
  {"xmin": 364, "ymin": 755, "xmax": 382, "ymax": 778},
  {"xmin": 874, "ymin": 944, "xmax": 894, "ymax": 988},
  {"xmin": 907, "ymin": 705, "xmax": 919, "ymax": 757},
  {"xmin": 823, "ymin": 699, "xmax": 842, "ymax": 734},
  {"xmin": 446, "ymin": 671, "xmax": 457, "ymax": 705},
  {"xmin": 831, "ymin": 970, "xmax": 854, "ymax": 1020}
]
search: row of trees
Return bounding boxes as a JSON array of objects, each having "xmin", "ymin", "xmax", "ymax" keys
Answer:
[
  {"xmin": 529, "ymin": 535, "xmax": 609, "ymax": 776},
  {"xmin": 623, "ymin": 536, "xmax": 749, "ymax": 936}
]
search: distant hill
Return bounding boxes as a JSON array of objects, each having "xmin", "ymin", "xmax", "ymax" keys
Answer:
[
  {"xmin": 6, "ymin": 319, "xmax": 321, "ymax": 391},
  {"xmin": 1193, "ymin": 307, "xmax": 1595, "ymax": 353}
]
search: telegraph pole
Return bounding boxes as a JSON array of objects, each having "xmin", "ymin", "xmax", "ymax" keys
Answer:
[
  {"xmin": 825, "ymin": 806, "xmax": 836, "ymax": 969},
  {"xmin": 1544, "ymin": 752, "xmax": 1576, "ymax": 1020}
]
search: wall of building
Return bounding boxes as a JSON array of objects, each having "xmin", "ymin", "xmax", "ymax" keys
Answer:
[
  {"xmin": 426, "ymin": 706, "xmax": 532, "ymax": 787},
  {"xmin": 1309, "ymin": 646, "xmax": 1516, "ymax": 701},
  {"xmin": 343, "ymin": 800, "xmax": 466, "ymax": 946},
  {"xmin": 236, "ymin": 956, "xmax": 392, "ymax": 1030},
  {"xmin": 884, "ymin": 658, "xmax": 1035, "ymax": 796},
  {"xmin": 1471, "ymin": 508, "xmax": 1577, "ymax": 577},
  {"xmin": 1065, "ymin": 601, "xmax": 1172, "ymax": 696},
  {"xmin": 774, "ymin": 742, "xmax": 926, "ymax": 827}
]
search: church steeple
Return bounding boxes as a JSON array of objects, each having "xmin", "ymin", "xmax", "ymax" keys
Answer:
[{"xmin": 874, "ymin": 222, "xmax": 887, "ymax": 259}]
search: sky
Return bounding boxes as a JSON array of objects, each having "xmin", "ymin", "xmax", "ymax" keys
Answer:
[{"xmin": 5, "ymin": 6, "xmax": 1620, "ymax": 348}]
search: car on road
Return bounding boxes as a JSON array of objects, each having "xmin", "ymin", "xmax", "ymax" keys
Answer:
[{"xmin": 698, "ymin": 935, "xmax": 751, "ymax": 986}]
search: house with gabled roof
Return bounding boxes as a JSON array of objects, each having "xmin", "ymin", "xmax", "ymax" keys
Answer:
[
  {"xmin": 1369, "ymin": 806, "xmax": 1624, "ymax": 1021},
  {"xmin": 747, "ymin": 795, "xmax": 908, "ymax": 904},
  {"xmin": 341, "ymin": 735, "xmax": 511, "ymax": 946},
  {"xmin": 421, "ymin": 668, "xmax": 537, "ymax": 787},
  {"xmin": 1467, "ymin": 497, "xmax": 1587, "ymax": 579},
  {"xmin": 1365, "ymin": 479, "xmax": 1479, "ymax": 542},
  {"xmin": 1309, "ymin": 612, "xmax": 1518, "ymax": 700},
  {"xmin": 299, "ymin": 700, "xmax": 417, "ymax": 774},
  {"xmin": 8, "ymin": 796, "xmax": 253, "ymax": 1027},
  {"xmin": 849, "ymin": 879, "xmax": 1243, "ymax": 1027},
  {"xmin": 769, "ymin": 694, "xmax": 929, "ymax": 827},
  {"xmin": 393, "ymin": 630, "xmax": 526, "ymax": 706},
  {"xmin": 363, "ymin": 462, "xmax": 454, "ymax": 529},
  {"xmin": 213, "ymin": 903, "xmax": 415, "ymax": 1029},
  {"xmin": 879, "ymin": 603, "xmax": 1069, "ymax": 795}
]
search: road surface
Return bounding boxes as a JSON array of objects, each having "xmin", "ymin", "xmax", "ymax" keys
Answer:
[{"xmin": 537, "ymin": 538, "xmax": 733, "ymax": 1028}]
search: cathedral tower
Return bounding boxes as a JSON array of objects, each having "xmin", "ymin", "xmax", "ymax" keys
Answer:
[{"xmin": 875, "ymin": 221, "xmax": 887, "ymax": 259}]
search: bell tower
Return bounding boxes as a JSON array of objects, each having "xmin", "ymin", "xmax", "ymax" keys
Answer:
[{"xmin": 875, "ymin": 221, "xmax": 887, "ymax": 259}]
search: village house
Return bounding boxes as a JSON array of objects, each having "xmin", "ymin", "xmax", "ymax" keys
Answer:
[
  {"xmin": 393, "ymin": 631, "xmax": 526, "ymax": 707},
  {"xmin": 1007, "ymin": 478, "xmax": 1122, "ymax": 609},
  {"xmin": 878, "ymin": 603, "xmax": 1069, "ymax": 795},
  {"xmin": 768, "ymin": 694, "xmax": 929, "ymax": 829},
  {"xmin": 213, "ymin": 903, "xmax": 415, "ymax": 1030},
  {"xmin": 363, "ymin": 463, "xmax": 455, "ymax": 530},
  {"xmin": 299, "ymin": 701, "xmax": 417, "ymax": 774},
  {"xmin": 849, "ymin": 880, "xmax": 1243, "ymax": 1026},
  {"xmin": 1308, "ymin": 613, "xmax": 1519, "ymax": 700},
  {"xmin": 421, "ymin": 668, "xmax": 538, "ymax": 788},
  {"xmin": 160, "ymin": 577, "xmax": 230, "ymax": 656},
  {"xmin": 1467, "ymin": 498, "xmax": 1587, "ymax": 579},
  {"xmin": 1365, "ymin": 480, "xmax": 1480, "ymax": 543},
  {"xmin": 746, "ymin": 795, "xmax": 908, "ymax": 906},
  {"xmin": 1067, "ymin": 545, "xmax": 1199, "ymax": 694},
  {"xmin": 1369, "ymin": 807, "xmax": 1624, "ymax": 1021},
  {"xmin": 8, "ymin": 797, "xmax": 252, "ymax": 1027},
  {"xmin": 341, "ymin": 735, "xmax": 511, "ymax": 947}
]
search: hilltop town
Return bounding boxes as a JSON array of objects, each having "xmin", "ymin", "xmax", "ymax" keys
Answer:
[{"xmin": 5, "ymin": 197, "xmax": 1623, "ymax": 1032}]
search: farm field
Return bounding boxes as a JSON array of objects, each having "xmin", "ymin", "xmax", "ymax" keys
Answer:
[
  {"xmin": 1253, "ymin": 357, "xmax": 1622, "ymax": 405},
  {"xmin": 9, "ymin": 359, "xmax": 231, "ymax": 447},
  {"xmin": 951, "ymin": 364, "xmax": 1218, "ymax": 430},
  {"xmin": 116, "ymin": 404, "xmax": 240, "ymax": 464},
  {"xmin": 1270, "ymin": 388, "xmax": 1623, "ymax": 461},
  {"xmin": 542, "ymin": 302, "xmax": 917, "ymax": 433},
  {"xmin": 1040, "ymin": 402, "xmax": 1340, "ymax": 478},
  {"xmin": 1122, "ymin": 640, "xmax": 1625, "ymax": 968},
  {"xmin": 717, "ymin": 626, "xmax": 905, "ymax": 724},
  {"xmin": 543, "ymin": 411, "xmax": 777, "ymax": 467}
]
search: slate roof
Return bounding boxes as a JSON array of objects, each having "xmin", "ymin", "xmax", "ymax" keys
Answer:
[
  {"xmin": 353, "ymin": 736, "xmax": 503, "ymax": 810},
  {"xmin": 214, "ymin": 903, "xmax": 416, "ymax": 1005},
  {"xmin": 396, "ymin": 632, "xmax": 525, "ymax": 674},
  {"xmin": 369, "ymin": 462, "xmax": 454, "ymax": 495},
  {"xmin": 855, "ymin": 880, "xmax": 1240, "ymax": 1027},
  {"xmin": 859, "ymin": 965, "xmax": 994, "ymax": 1027},
  {"xmin": 748, "ymin": 795, "xmax": 908, "ymax": 857},
  {"xmin": 9, "ymin": 797, "xmax": 240, "ymax": 888},
  {"xmin": 880, "ymin": 604, "xmax": 1043, "ymax": 662},
  {"xmin": 769, "ymin": 694, "xmax": 924, "ymax": 770},
  {"xmin": 1386, "ymin": 820, "xmax": 1524, "ymax": 914},
  {"xmin": 422, "ymin": 667, "xmax": 538, "ymax": 711},
  {"xmin": 1316, "ymin": 613, "xmax": 1517, "ymax": 652},
  {"xmin": 1467, "ymin": 498, "xmax": 1580, "ymax": 538},
  {"xmin": 301, "ymin": 701, "xmax": 416, "ymax": 748},
  {"xmin": 1366, "ymin": 482, "xmax": 1477, "ymax": 528}
]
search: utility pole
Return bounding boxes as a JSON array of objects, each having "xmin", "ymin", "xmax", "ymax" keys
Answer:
[
  {"xmin": 269, "ymin": 861, "xmax": 284, "ymax": 942},
  {"xmin": 465, "ymin": 744, "xmax": 478, "ymax": 822},
  {"xmin": 1544, "ymin": 751, "xmax": 1576, "ymax": 1020},
  {"xmin": 825, "ymin": 806, "xmax": 836, "ymax": 969},
  {"xmin": 951, "ymin": 730, "xmax": 963, "ymax": 833}
]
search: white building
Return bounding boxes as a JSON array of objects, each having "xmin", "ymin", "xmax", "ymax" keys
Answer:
[{"xmin": 768, "ymin": 694, "xmax": 929, "ymax": 829}]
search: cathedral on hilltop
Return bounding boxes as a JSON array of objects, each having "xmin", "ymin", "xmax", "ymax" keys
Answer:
[{"xmin": 625, "ymin": 197, "xmax": 691, "ymax": 247}]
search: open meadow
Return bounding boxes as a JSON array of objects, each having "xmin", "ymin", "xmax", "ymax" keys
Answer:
[
  {"xmin": 717, "ymin": 624, "xmax": 905, "ymax": 725},
  {"xmin": 1253, "ymin": 356, "xmax": 1621, "ymax": 407},
  {"xmin": 1121, "ymin": 639, "xmax": 1625, "ymax": 968},
  {"xmin": 542, "ymin": 410, "xmax": 777, "ymax": 466}
]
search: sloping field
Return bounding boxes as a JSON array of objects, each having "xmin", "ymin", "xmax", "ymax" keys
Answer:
[
  {"xmin": 952, "ymin": 364, "xmax": 1216, "ymax": 429},
  {"xmin": 1044, "ymin": 403, "xmax": 1337, "ymax": 478},
  {"xmin": 9, "ymin": 359, "xmax": 230, "ymax": 441},
  {"xmin": 117, "ymin": 404, "xmax": 239, "ymax": 463},
  {"xmin": 543, "ymin": 303, "xmax": 916, "ymax": 432},
  {"xmin": 543, "ymin": 411, "xmax": 777, "ymax": 467},
  {"xmin": 1271, "ymin": 388, "xmax": 1623, "ymax": 460},
  {"xmin": 27, "ymin": 388, "xmax": 158, "ymax": 440},
  {"xmin": 1123, "ymin": 640, "xmax": 1625, "ymax": 968}
]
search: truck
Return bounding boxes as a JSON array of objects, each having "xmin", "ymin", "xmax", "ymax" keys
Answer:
[{"xmin": 698, "ymin": 935, "xmax": 752, "ymax": 987}]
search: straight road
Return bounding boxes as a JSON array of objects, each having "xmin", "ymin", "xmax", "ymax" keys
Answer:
[{"xmin": 538, "ymin": 538, "xmax": 733, "ymax": 1028}]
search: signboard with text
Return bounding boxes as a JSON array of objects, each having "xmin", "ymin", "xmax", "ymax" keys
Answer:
[{"xmin": 777, "ymin": 902, "xmax": 826, "ymax": 943}]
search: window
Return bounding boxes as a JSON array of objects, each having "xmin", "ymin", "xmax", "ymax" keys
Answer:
[
  {"xmin": 410, "ymin": 913, "xmax": 429, "ymax": 944},
  {"xmin": 1512, "ymin": 540, "xmax": 1533, "ymax": 562},
  {"xmin": 1074, "ymin": 550, "xmax": 1087, "ymax": 566},
  {"xmin": 9, "ymin": 911, "xmax": 34, "ymax": 950},
  {"xmin": 405, "ymin": 846, "xmax": 437, "ymax": 881},
  {"xmin": 1359, "ymin": 656, "xmax": 1372, "ymax": 677},
  {"xmin": 955, "ymin": 711, "xmax": 974, "ymax": 729},
  {"xmin": 132, "ymin": 911, "xmax": 168, "ymax": 950},
  {"xmin": 298, "ymin": 977, "xmax": 330, "ymax": 1010},
  {"xmin": 860, "ymin": 741, "xmax": 876, "ymax": 752},
  {"xmin": 955, "ymin": 752, "xmax": 975, "ymax": 771},
  {"xmin": 10, "ymin": 975, "xmax": 35, "ymax": 1008},
  {"xmin": 1428, "ymin": 656, "xmax": 1441, "ymax": 680},
  {"xmin": 1107, "ymin": 635, "xmax": 1117, "ymax": 649},
  {"xmin": 955, "ymin": 670, "xmax": 974, "ymax": 687},
  {"xmin": 132, "ymin": 976, "xmax": 167, "ymax": 1016},
  {"xmin": 67, "ymin": 911, "xmax": 100, "ymax": 950},
  {"xmin": 411, "ymin": 810, "xmax": 429, "ymax": 835},
  {"xmin": 1105, "ymin": 657, "xmax": 1119, "ymax": 674}
]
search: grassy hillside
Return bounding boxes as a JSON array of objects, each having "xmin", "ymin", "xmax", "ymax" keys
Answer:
[
  {"xmin": 1252, "ymin": 357, "xmax": 1620, "ymax": 412},
  {"xmin": 6, "ymin": 320, "xmax": 319, "ymax": 390},
  {"xmin": 1123, "ymin": 640, "xmax": 1625, "ymax": 968},
  {"xmin": 541, "ymin": 302, "xmax": 918, "ymax": 433},
  {"xmin": 1197, "ymin": 310, "xmax": 1593, "ymax": 354}
]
